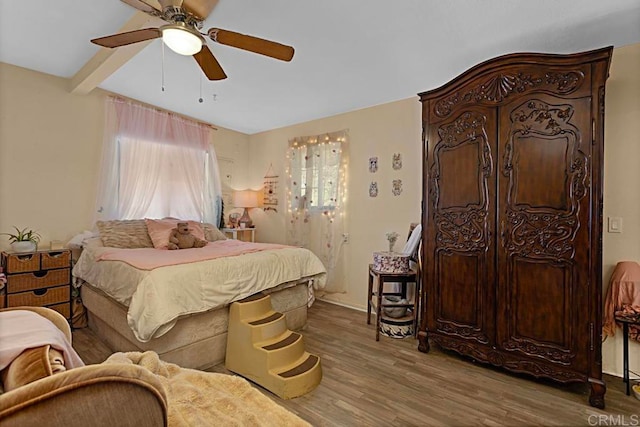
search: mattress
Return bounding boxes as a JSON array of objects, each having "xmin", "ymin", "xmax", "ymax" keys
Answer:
[{"xmin": 82, "ymin": 281, "xmax": 309, "ymax": 370}]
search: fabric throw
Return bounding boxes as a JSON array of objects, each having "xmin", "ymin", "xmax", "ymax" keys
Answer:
[
  {"xmin": 1, "ymin": 345, "xmax": 65, "ymax": 391},
  {"xmin": 0, "ymin": 310, "xmax": 85, "ymax": 372},
  {"xmin": 103, "ymin": 351, "xmax": 310, "ymax": 427},
  {"xmin": 95, "ymin": 239, "xmax": 289, "ymax": 270},
  {"xmin": 603, "ymin": 261, "xmax": 640, "ymax": 342}
]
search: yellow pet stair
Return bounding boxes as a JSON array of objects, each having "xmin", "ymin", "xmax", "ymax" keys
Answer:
[{"xmin": 225, "ymin": 293, "xmax": 322, "ymax": 399}]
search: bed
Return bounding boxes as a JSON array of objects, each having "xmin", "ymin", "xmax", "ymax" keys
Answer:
[{"xmin": 72, "ymin": 219, "xmax": 326, "ymax": 370}]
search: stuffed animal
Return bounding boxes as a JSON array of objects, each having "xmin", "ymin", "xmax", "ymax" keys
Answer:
[{"xmin": 168, "ymin": 222, "xmax": 208, "ymax": 250}]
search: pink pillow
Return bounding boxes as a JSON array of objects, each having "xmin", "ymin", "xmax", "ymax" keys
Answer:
[{"xmin": 145, "ymin": 218, "xmax": 206, "ymax": 250}]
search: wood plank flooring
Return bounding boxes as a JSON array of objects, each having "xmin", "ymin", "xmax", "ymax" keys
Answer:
[{"xmin": 73, "ymin": 301, "xmax": 640, "ymax": 426}]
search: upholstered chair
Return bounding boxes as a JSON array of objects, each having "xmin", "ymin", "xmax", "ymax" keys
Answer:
[{"xmin": 0, "ymin": 307, "xmax": 168, "ymax": 427}]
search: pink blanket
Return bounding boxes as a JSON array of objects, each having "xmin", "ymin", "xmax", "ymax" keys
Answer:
[
  {"xmin": 603, "ymin": 261, "xmax": 640, "ymax": 342},
  {"xmin": 0, "ymin": 310, "xmax": 85, "ymax": 371},
  {"xmin": 96, "ymin": 239, "xmax": 290, "ymax": 270}
]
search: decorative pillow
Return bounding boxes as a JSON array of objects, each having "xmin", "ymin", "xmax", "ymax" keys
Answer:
[
  {"xmin": 145, "ymin": 218, "xmax": 206, "ymax": 249},
  {"xmin": 96, "ymin": 220, "xmax": 154, "ymax": 249},
  {"xmin": 84, "ymin": 237, "xmax": 105, "ymax": 249},
  {"xmin": 0, "ymin": 345, "xmax": 64, "ymax": 391},
  {"xmin": 203, "ymin": 223, "xmax": 228, "ymax": 242}
]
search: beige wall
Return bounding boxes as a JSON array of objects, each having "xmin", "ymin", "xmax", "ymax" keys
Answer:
[
  {"xmin": 0, "ymin": 63, "xmax": 104, "ymax": 249},
  {"xmin": 247, "ymin": 98, "xmax": 422, "ymax": 308},
  {"xmin": 602, "ymin": 43, "xmax": 640, "ymax": 377},
  {"xmin": 0, "ymin": 62, "xmax": 250, "ymax": 251}
]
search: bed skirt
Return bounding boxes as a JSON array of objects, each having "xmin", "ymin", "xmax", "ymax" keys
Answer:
[{"xmin": 81, "ymin": 281, "xmax": 309, "ymax": 370}]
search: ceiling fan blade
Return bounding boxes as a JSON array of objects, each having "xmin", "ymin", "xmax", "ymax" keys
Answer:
[
  {"xmin": 91, "ymin": 28, "xmax": 162, "ymax": 48},
  {"xmin": 207, "ymin": 28, "xmax": 295, "ymax": 62},
  {"xmin": 183, "ymin": 0, "xmax": 218, "ymax": 20},
  {"xmin": 194, "ymin": 45, "xmax": 227, "ymax": 80},
  {"xmin": 120, "ymin": 0, "xmax": 162, "ymax": 16}
]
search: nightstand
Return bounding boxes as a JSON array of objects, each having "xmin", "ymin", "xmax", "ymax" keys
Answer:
[
  {"xmin": 367, "ymin": 264, "xmax": 419, "ymax": 341},
  {"xmin": 1, "ymin": 249, "xmax": 72, "ymax": 321},
  {"xmin": 222, "ymin": 227, "xmax": 255, "ymax": 243}
]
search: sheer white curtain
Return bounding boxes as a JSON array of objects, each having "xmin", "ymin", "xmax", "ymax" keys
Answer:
[
  {"xmin": 95, "ymin": 96, "xmax": 222, "ymax": 223},
  {"xmin": 286, "ymin": 130, "xmax": 348, "ymax": 292}
]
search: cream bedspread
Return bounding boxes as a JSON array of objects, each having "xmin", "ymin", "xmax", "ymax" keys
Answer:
[{"xmin": 73, "ymin": 243, "xmax": 326, "ymax": 342}]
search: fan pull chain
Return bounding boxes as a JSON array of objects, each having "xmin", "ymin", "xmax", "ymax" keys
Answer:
[
  {"xmin": 199, "ymin": 74, "xmax": 203, "ymax": 103},
  {"xmin": 161, "ymin": 42, "xmax": 165, "ymax": 92}
]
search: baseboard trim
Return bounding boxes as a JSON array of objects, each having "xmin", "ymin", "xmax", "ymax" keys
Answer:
[{"xmin": 317, "ymin": 297, "xmax": 366, "ymax": 313}]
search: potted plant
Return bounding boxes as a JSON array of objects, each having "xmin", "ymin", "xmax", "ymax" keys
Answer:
[{"xmin": 2, "ymin": 226, "xmax": 41, "ymax": 253}]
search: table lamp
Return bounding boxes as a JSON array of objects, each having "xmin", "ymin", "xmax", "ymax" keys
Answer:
[{"xmin": 233, "ymin": 190, "xmax": 259, "ymax": 228}]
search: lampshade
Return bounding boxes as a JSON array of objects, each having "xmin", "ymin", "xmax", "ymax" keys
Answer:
[
  {"xmin": 233, "ymin": 190, "xmax": 260, "ymax": 208},
  {"xmin": 161, "ymin": 24, "xmax": 203, "ymax": 56},
  {"xmin": 233, "ymin": 190, "xmax": 259, "ymax": 228}
]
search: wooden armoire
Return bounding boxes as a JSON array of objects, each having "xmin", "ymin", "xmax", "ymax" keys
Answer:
[{"xmin": 417, "ymin": 47, "xmax": 612, "ymax": 408}]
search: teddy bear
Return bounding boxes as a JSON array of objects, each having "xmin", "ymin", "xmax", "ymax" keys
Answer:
[{"xmin": 167, "ymin": 222, "xmax": 208, "ymax": 250}]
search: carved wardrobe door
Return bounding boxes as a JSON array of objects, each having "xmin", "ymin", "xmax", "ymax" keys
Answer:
[
  {"xmin": 418, "ymin": 47, "xmax": 612, "ymax": 409},
  {"xmin": 496, "ymin": 95, "xmax": 593, "ymax": 377},
  {"xmin": 422, "ymin": 108, "xmax": 498, "ymax": 354}
]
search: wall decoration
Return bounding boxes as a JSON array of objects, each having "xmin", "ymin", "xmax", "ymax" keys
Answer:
[
  {"xmin": 263, "ymin": 164, "xmax": 279, "ymax": 212},
  {"xmin": 369, "ymin": 181, "xmax": 379, "ymax": 197},
  {"xmin": 392, "ymin": 179, "xmax": 403, "ymax": 196},
  {"xmin": 392, "ymin": 153, "xmax": 402, "ymax": 170},
  {"xmin": 369, "ymin": 156, "xmax": 378, "ymax": 173}
]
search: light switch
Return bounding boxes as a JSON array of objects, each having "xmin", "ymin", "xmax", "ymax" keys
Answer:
[{"xmin": 608, "ymin": 217, "xmax": 623, "ymax": 233}]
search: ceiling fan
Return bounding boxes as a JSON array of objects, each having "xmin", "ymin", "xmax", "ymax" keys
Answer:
[{"xmin": 91, "ymin": 0, "xmax": 295, "ymax": 81}]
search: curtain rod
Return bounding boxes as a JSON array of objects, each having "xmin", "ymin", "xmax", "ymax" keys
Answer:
[{"xmin": 107, "ymin": 93, "xmax": 218, "ymax": 131}]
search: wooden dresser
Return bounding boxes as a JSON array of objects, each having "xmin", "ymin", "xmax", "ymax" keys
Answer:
[
  {"xmin": 417, "ymin": 47, "xmax": 612, "ymax": 408},
  {"xmin": 1, "ymin": 249, "xmax": 72, "ymax": 321}
]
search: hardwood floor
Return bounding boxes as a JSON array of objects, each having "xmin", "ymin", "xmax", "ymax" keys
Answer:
[{"xmin": 73, "ymin": 301, "xmax": 639, "ymax": 426}]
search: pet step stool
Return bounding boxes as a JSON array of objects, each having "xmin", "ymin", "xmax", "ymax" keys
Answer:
[{"xmin": 225, "ymin": 293, "xmax": 322, "ymax": 399}]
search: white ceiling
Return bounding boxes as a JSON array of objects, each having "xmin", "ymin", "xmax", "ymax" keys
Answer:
[{"xmin": 1, "ymin": 1, "xmax": 639, "ymax": 134}]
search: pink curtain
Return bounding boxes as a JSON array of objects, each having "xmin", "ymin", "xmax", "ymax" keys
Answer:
[{"xmin": 95, "ymin": 97, "xmax": 222, "ymax": 224}]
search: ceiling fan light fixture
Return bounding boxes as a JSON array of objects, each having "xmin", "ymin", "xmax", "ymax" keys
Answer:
[{"xmin": 161, "ymin": 23, "xmax": 204, "ymax": 56}]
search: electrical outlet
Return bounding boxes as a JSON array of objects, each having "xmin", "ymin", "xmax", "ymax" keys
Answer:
[{"xmin": 342, "ymin": 233, "xmax": 350, "ymax": 243}]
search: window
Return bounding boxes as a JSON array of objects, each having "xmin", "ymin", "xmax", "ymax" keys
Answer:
[
  {"xmin": 295, "ymin": 142, "xmax": 341, "ymax": 211},
  {"xmin": 117, "ymin": 137, "xmax": 210, "ymax": 220}
]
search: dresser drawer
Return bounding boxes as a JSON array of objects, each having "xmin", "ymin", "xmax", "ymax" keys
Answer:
[
  {"xmin": 4, "ymin": 253, "xmax": 40, "ymax": 273},
  {"xmin": 7, "ymin": 285, "xmax": 70, "ymax": 308},
  {"xmin": 41, "ymin": 251, "xmax": 71, "ymax": 270},
  {"xmin": 6, "ymin": 268, "xmax": 70, "ymax": 293}
]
